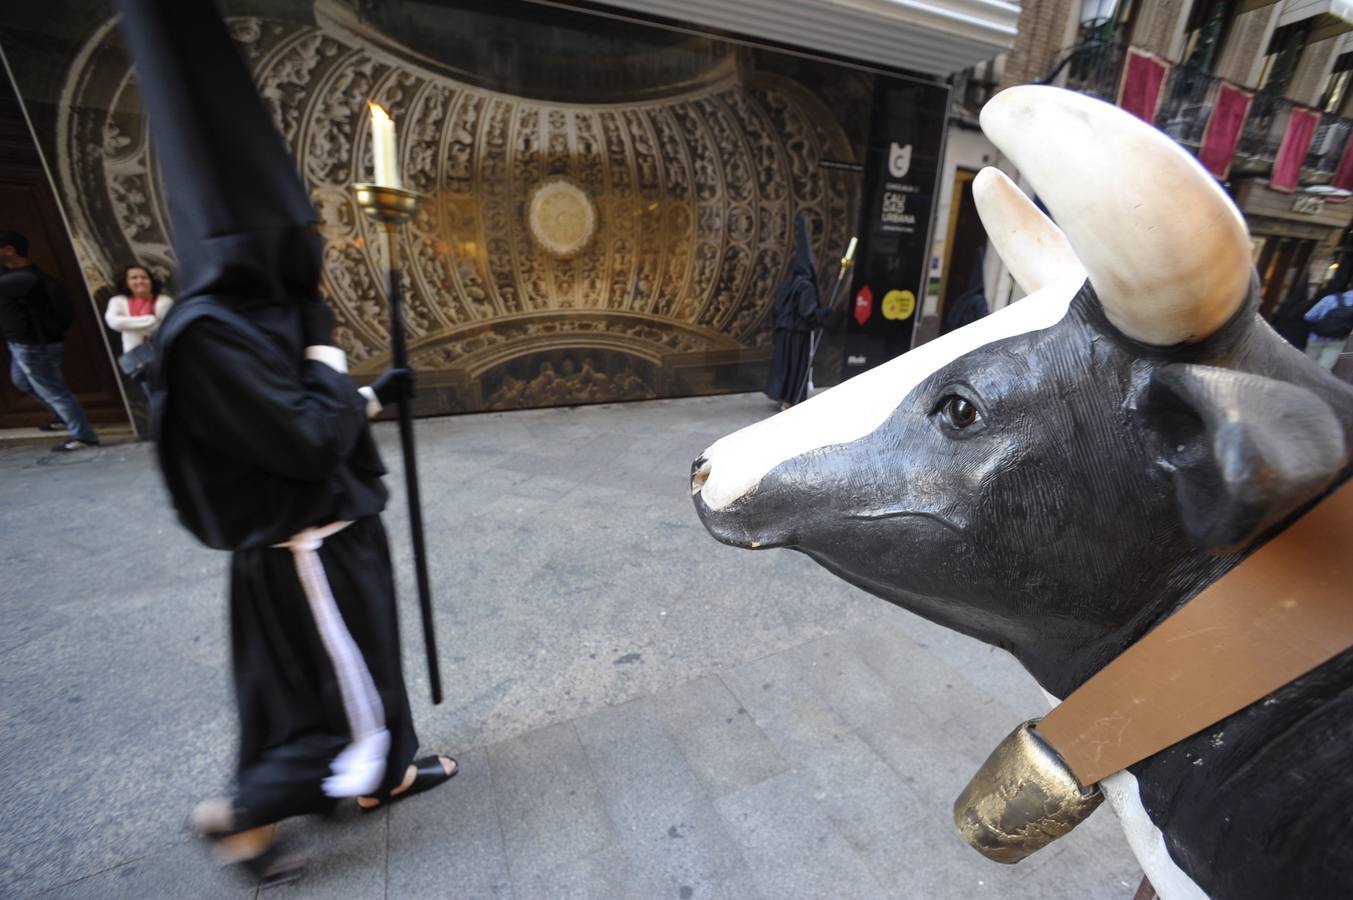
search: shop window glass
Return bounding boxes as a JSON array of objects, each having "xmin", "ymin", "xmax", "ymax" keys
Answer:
[
  {"xmin": 0, "ymin": 0, "xmax": 954, "ymax": 409},
  {"xmin": 1256, "ymin": 21, "xmax": 1313, "ymax": 96},
  {"xmin": 1321, "ymin": 53, "xmax": 1353, "ymax": 116},
  {"xmin": 1180, "ymin": 0, "xmax": 1235, "ymax": 73}
]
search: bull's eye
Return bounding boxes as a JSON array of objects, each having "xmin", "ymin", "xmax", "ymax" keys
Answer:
[{"xmin": 939, "ymin": 395, "xmax": 979, "ymax": 430}]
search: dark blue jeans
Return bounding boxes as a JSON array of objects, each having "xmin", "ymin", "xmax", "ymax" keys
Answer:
[{"xmin": 7, "ymin": 341, "xmax": 98, "ymax": 442}]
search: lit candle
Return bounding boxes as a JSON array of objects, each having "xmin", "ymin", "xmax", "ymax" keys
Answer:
[
  {"xmin": 845, "ymin": 236, "xmax": 858, "ymax": 262},
  {"xmin": 368, "ymin": 101, "xmax": 400, "ymax": 189}
]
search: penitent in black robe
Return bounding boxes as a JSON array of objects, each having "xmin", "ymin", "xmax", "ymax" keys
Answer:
[
  {"xmin": 765, "ymin": 213, "xmax": 828, "ymax": 407},
  {"xmin": 117, "ymin": 0, "xmax": 417, "ymax": 828}
]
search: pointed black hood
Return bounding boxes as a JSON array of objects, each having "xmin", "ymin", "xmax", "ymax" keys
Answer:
[
  {"xmin": 117, "ymin": 0, "xmax": 321, "ymax": 357},
  {"xmin": 772, "ymin": 212, "xmax": 817, "ymax": 321},
  {"xmin": 790, "ymin": 212, "xmax": 816, "ymax": 283}
]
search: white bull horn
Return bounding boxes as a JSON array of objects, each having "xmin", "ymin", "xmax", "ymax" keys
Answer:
[
  {"xmin": 972, "ymin": 167, "xmax": 1085, "ymax": 296},
  {"xmin": 979, "ymin": 85, "xmax": 1252, "ymax": 346}
]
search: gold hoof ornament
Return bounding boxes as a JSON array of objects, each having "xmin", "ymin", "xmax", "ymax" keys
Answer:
[
  {"xmin": 528, "ymin": 179, "xmax": 597, "ymax": 259},
  {"xmin": 953, "ymin": 719, "xmax": 1103, "ymax": 864}
]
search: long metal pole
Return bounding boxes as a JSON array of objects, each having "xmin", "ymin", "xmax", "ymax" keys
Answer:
[
  {"xmin": 824, "ymin": 261, "xmax": 853, "ymax": 313},
  {"xmin": 384, "ymin": 222, "xmax": 443, "ymax": 705}
]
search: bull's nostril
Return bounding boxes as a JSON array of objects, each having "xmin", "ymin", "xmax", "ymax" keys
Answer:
[{"xmin": 691, "ymin": 457, "xmax": 711, "ymax": 496}]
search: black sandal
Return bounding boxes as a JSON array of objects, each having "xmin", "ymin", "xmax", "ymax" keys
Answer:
[{"xmin": 358, "ymin": 755, "xmax": 458, "ymax": 811}]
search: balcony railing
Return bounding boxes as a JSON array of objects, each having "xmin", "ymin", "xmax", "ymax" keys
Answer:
[
  {"xmin": 1306, "ymin": 117, "xmax": 1353, "ymax": 174},
  {"xmin": 1043, "ymin": 41, "xmax": 1353, "ymax": 185},
  {"xmin": 1225, "ymin": 83, "xmax": 1353, "ymax": 178},
  {"xmin": 1234, "ymin": 89, "xmax": 1290, "ymax": 162},
  {"xmin": 1044, "ymin": 40, "xmax": 1125, "ymax": 104},
  {"xmin": 1156, "ymin": 64, "xmax": 1220, "ymax": 148}
]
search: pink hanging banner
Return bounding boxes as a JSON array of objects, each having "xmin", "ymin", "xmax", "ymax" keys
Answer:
[
  {"xmin": 1117, "ymin": 49, "xmax": 1170, "ymax": 123},
  {"xmin": 1271, "ymin": 107, "xmax": 1321, "ymax": 192},
  {"xmin": 1197, "ymin": 82, "xmax": 1253, "ymax": 179},
  {"xmin": 1334, "ymin": 133, "xmax": 1353, "ymax": 191}
]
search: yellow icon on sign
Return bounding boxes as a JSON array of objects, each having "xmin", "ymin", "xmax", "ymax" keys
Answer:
[{"xmin": 882, "ymin": 289, "xmax": 916, "ymax": 321}]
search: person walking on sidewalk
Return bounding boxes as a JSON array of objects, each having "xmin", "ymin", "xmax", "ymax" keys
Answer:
[
  {"xmin": 1303, "ymin": 284, "xmax": 1353, "ymax": 369},
  {"xmin": 0, "ymin": 230, "xmax": 100, "ymax": 451},
  {"xmin": 115, "ymin": 0, "xmax": 456, "ymax": 885}
]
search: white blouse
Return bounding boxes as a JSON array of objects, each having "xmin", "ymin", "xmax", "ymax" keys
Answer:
[{"xmin": 105, "ymin": 294, "xmax": 174, "ymax": 353}]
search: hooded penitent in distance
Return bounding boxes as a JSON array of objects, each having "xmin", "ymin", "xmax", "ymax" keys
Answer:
[{"xmin": 764, "ymin": 212, "xmax": 828, "ymax": 408}]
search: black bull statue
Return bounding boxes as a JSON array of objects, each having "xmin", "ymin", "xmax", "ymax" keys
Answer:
[{"xmin": 691, "ymin": 87, "xmax": 1353, "ymax": 899}]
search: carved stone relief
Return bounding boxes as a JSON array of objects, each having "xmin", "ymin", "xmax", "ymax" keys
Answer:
[{"xmin": 56, "ymin": 12, "xmax": 860, "ymax": 412}]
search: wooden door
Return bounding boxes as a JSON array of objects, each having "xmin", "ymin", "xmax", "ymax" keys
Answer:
[
  {"xmin": 0, "ymin": 72, "xmax": 126, "ymax": 428},
  {"xmin": 1273, "ymin": 240, "xmax": 1314, "ymax": 317},
  {"xmin": 1257, "ymin": 237, "xmax": 1315, "ymax": 320},
  {"xmin": 938, "ymin": 168, "xmax": 986, "ymax": 335}
]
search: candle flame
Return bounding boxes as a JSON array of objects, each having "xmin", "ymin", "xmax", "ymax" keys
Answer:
[{"xmin": 368, "ymin": 101, "xmax": 392, "ymax": 123}]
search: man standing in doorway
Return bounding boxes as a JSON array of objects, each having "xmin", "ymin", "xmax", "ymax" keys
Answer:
[
  {"xmin": 0, "ymin": 230, "xmax": 100, "ymax": 451},
  {"xmin": 1303, "ymin": 282, "xmax": 1353, "ymax": 370}
]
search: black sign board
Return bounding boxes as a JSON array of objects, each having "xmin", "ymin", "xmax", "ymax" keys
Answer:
[{"xmin": 841, "ymin": 79, "xmax": 948, "ymax": 378}]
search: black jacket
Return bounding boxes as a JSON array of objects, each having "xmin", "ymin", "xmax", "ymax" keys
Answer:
[
  {"xmin": 152, "ymin": 300, "xmax": 388, "ymax": 550},
  {"xmin": 0, "ymin": 265, "xmax": 72, "ymax": 344}
]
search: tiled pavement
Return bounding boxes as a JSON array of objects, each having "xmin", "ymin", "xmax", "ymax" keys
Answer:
[{"xmin": 0, "ymin": 393, "xmax": 1141, "ymax": 899}]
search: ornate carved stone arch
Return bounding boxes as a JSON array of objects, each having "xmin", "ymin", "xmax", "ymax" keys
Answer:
[{"xmin": 54, "ymin": 9, "xmax": 859, "ymax": 411}]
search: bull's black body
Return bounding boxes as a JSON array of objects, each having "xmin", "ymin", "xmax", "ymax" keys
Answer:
[{"xmin": 694, "ymin": 282, "xmax": 1353, "ymax": 898}]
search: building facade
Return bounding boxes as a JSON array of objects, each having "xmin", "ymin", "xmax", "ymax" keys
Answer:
[
  {"xmin": 925, "ymin": 0, "xmax": 1353, "ymax": 335},
  {"xmin": 0, "ymin": 0, "xmax": 1018, "ymax": 428}
]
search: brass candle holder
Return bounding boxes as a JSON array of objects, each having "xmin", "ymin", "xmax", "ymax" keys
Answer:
[
  {"xmin": 355, "ymin": 183, "xmax": 421, "ymax": 270},
  {"xmin": 353, "ymin": 181, "xmax": 443, "ymax": 705},
  {"xmin": 354, "ymin": 183, "xmax": 419, "ymax": 226}
]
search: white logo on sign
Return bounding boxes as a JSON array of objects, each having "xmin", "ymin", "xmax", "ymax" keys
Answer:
[
  {"xmin": 888, "ymin": 143, "xmax": 912, "ymax": 178},
  {"xmin": 882, "ymin": 191, "xmax": 907, "ymax": 219}
]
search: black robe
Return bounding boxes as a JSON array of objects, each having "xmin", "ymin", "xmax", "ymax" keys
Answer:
[
  {"xmin": 1271, "ymin": 280, "xmax": 1316, "ymax": 350},
  {"xmin": 765, "ymin": 214, "xmax": 827, "ymax": 406},
  {"xmin": 116, "ymin": 0, "xmax": 418, "ymax": 826}
]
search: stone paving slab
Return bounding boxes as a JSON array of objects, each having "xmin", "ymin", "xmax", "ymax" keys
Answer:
[
  {"xmin": 650, "ymin": 676, "xmax": 788, "ymax": 799},
  {"xmin": 0, "ymin": 393, "xmax": 1143, "ymax": 898},
  {"xmin": 573, "ymin": 697, "xmax": 763, "ymax": 900},
  {"xmin": 487, "ymin": 721, "xmax": 618, "ymax": 880},
  {"xmin": 386, "ymin": 747, "xmax": 514, "ymax": 900},
  {"xmin": 514, "ymin": 843, "xmax": 641, "ymax": 900},
  {"xmin": 42, "ymin": 838, "xmax": 249, "ymax": 900},
  {"xmin": 715, "ymin": 770, "xmax": 890, "ymax": 900}
]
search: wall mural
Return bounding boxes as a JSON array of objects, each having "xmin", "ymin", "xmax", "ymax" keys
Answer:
[{"xmin": 45, "ymin": 3, "xmax": 871, "ymax": 413}]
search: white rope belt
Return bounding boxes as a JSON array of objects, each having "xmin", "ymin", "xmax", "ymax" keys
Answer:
[{"xmin": 273, "ymin": 520, "xmax": 389, "ymax": 797}]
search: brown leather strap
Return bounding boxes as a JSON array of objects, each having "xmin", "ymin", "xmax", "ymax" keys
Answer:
[{"xmin": 1036, "ymin": 478, "xmax": 1353, "ymax": 786}]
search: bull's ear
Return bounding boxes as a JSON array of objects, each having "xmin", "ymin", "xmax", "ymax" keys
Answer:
[
  {"xmin": 972, "ymin": 167, "xmax": 1085, "ymax": 295},
  {"xmin": 1143, "ymin": 364, "xmax": 1348, "ymax": 552}
]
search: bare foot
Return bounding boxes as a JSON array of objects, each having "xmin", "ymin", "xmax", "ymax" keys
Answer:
[{"xmin": 357, "ymin": 756, "xmax": 456, "ymax": 809}]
